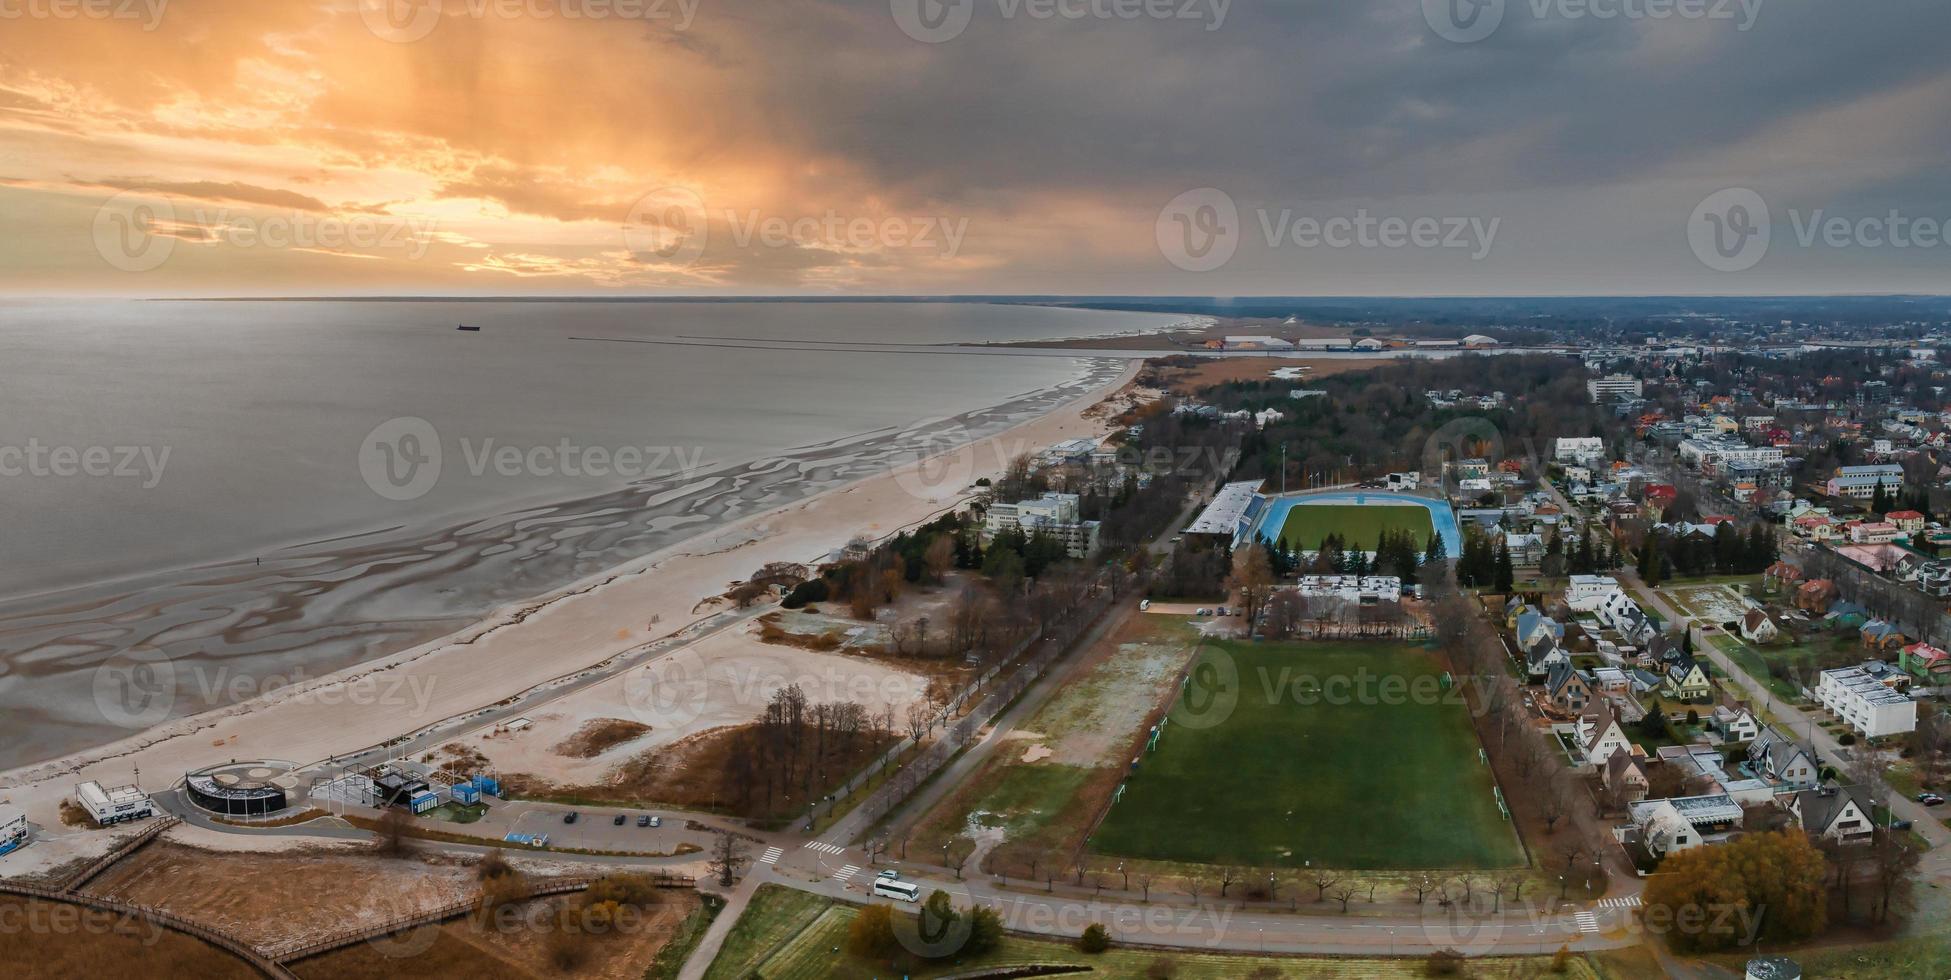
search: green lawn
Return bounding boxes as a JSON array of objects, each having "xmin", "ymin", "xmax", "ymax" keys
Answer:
[
  {"xmin": 1089, "ymin": 641, "xmax": 1523, "ymax": 870},
  {"xmin": 738, "ymin": 888, "xmax": 1595, "ymax": 979},
  {"xmin": 702, "ymin": 885, "xmax": 833, "ymax": 980},
  {"xmin": 1277, "ymin": 504, "xmax": 1434, "ymax": 553}
]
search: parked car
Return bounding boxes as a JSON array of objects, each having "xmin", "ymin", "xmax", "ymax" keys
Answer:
[
  {"xmin": 1918, "ymin": 792, "xmax": 1945, "ymax": 807},
  {"xmin": 649, "ymin": 815, "xmax": 662, "ymax": 828},
  {"xmin": 613, "ymin": 814, "xmax": 626, "ymax": 826},
  {"xmin": 1891, "ymin": 818, "xmax": 1914, "ymax": 830},
  {"xmin": 636, "ymin": 814, "xmax": 651, "ymax": 827},
  {"xmin": 563, "ymin": 811, "xmax": 579, "ymax": 824}
]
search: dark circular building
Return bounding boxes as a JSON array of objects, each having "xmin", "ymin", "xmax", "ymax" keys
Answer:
[{"xmin": 184, "ymin": 761, "xmax": 291, "ymax": 817}]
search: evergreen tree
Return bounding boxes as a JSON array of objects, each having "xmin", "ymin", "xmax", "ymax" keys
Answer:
[{"xmin": 1494, "ymin": 540, "xmax": 1515, "ymax": 594}]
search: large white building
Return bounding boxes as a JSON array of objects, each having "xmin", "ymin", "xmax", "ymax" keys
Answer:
[
  {"xmin": 1294, "ymin": 575, "xmax": 1403, "ymax": 605},
  {"xmin": 984, "ymin": 491, "xmax": 1101, "ymax": 558},
  {"xmin": 1826, "ymin": 464, "xmax": 1906, "ymax": 500},
  {"xmin": 1816, "ymin": 661, "xmax": 1918, "ymax": 738},
  {"xmin": 1677, "ymin": 438, "xmax": 1785, "ymax": 471},
  {"xmin": 1554, "ymin": 437, "xmax": 1606, "ymax": 464},
  {"xmin": 1588, "ymin": 374, "xmax": 1644, "ymax": 403},
  {"xmin": 75, "ymin": 780, "xmax": 156, "ymax": 827},
  {"xmin": 1565, "ymin": 574, "xmax": 1624, "ymax": 612}
]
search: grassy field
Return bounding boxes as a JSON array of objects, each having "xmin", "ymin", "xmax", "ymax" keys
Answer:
[
  {"xmin": 702, "ymin": 885, "xmax": 833, "ymax": 980},
  {"xmin": 724, "ymin": 888, "xmax": 1595, "ymax": 979},
  {"xmin": 1278, "ymin": 504, "xmax": 1433, "ymax": 553},
  {"xmin": 1706, "ymin": 935, "xmax": 1951, "ymax": 979},
  {"xmin": 1089, "ymin": 641, "xmax": 1523, "ymax": 870},
  {"xmin": 909, "ymin": 615, "xmax": 1200, "ymax": 871}
]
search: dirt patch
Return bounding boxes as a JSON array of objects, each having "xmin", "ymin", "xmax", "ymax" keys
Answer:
[
  {"xmin": 553, "ymin": 719, "xmax": 653, "ymax": 759},
  {"xmin": 465, "ymin": 625, "xmax": 931, "ymax": 785},
  {"xmin": 294, "ymin": 888, "xmax": 700, "ymax": 980},
  {"xmin": 0, "ymin": 895, "xmax": 261, "ymax": 980},
  {"xmin": 523, "ymin": 721, "xmax": 900, "ymax": 824},
  {"xmin": 80, "ymin": 841, "xmax": 485, "ymax": 958},
  {"xmin": 1035, "ymin": 616, "xmax": 1203, "ymax": 767},
  {"xmin": 1020, "ymin": 744, "xmax": 1053, "ymax": 763}
]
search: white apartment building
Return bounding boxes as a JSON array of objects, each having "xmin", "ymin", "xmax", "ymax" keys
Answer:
[
  {"xmin": 983, "ymin": 492, "xmax": 1101, "ymax": 558},
  {"xmin": 1827, "ymin": 464, "xmax": 1906, "ymax": 500},
  {"xmin": 1588, "ymin": 374, "xmax": 1643, "ymax": 403},
  {"xmin": 1677, "ymin": 438, "xmax": 1785, "ymax": 471},
  {"xmin": 1554, "ymin": 437, "xmax": 1606, "ymax": 464},
  {"xmin": 1565, "ymin": 574, "xmax": 1624, "ymax": 612},
  {"xmin": 1816, "ymin": 661, "xmax": 1918, "ymax": 739}
]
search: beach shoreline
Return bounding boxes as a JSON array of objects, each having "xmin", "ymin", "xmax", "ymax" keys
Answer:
[{"xmin": 0, "ymin": 358, "xmax": 1146, "ymax": 861}]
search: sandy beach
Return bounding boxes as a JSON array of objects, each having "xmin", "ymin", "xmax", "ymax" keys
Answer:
[{"xmin": 0, "ymin": 359, "xmax": 1145, "ymax": 874}]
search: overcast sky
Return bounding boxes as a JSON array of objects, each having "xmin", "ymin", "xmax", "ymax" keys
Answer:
[{"xmin": 2, "ymin": 0, "xmax": 1947, "ymax": 296}]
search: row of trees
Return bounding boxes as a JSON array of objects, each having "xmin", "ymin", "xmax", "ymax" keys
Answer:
[
  {"xmin": 1454, "ymin": 531, "xmax": 1515, "ymax": 592},
  {"xmin": 1636, "ymin": 522, "xmax": 1779, "ymax": 585}
]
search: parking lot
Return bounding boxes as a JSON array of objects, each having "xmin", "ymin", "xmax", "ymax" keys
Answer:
[{"xmin": 497, "ymin": 800, "xmax": 697, "ymax": 854}]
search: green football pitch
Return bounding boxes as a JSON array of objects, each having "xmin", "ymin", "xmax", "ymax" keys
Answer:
[
  {"xmin": 1089, "ymin": 641, "xmax": 1524, "ymax": 870},
  {"xmin": 1277, "ymin": 504, "xmax": 1434, "ymax": 553}
]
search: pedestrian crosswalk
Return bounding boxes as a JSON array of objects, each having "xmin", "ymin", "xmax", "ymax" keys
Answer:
[
  {"xmin": 1595, "ymin": 896, "xmax": 1641, "ymax": 910},
  {"xmin": 805, "ymin": 841, "xmax": 845, "ymax": 855},
  {"xmin": 1574, "ymin": 911, "xmax": 1600, "ymax": 935},
  {"xmin": 758, "ymin": 846, "xmax": 783, "ymax": 866},
  {"xmin": 833, "ymin": 864, "xmax": 860, "ymax": 883}
]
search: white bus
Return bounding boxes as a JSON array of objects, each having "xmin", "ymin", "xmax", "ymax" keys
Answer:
[{"xmin": 871, "ymin": 878, "xmax": 920, "ymax": 903}]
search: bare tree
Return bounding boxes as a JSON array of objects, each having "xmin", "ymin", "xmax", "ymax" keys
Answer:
[
  {"xmin": 709, "ymin": 832, "xmax": 750, "ymax": 888},
  {"xmin": 1409, "ymin": 871, "xmax": 1442, "ymax": 905},
  {"xmin": 1327, "ymin": 882, "xmax": 1358, "ymax": 913},
  {"xmin": 1308, "ymin": 870, "xmax": 1342, "ymax": 903}
]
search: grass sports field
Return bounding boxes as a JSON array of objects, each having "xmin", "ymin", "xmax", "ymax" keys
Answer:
[
  {"xmin": 1277, "ymin": 504, "xmax": 1434, "ymax": 553},
  {"xmin": 1090, "ymin": 641, "xmax": 1523, "ymax": 870}
]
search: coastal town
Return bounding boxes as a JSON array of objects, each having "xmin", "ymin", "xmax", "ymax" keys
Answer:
[{"xmin": 5, "ymin": 321, "xmax": 1951, "ymax": 979}]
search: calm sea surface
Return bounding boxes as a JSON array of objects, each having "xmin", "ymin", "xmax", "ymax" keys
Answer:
[{"xmin": 0, "ymin": 300, "xmax": 1169, "ymax": 769}]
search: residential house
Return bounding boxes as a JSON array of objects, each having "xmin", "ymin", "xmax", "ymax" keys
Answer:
[
  {"xmin": 1547, "ymin": 661, "xmax": 1593, "ymax": 712},
  {"xmin": 1597, "ymin": 591, "xmax": 1658, "ymax": 645},
  {"xmin": 1888, "ymin": 510, "xmax": 1928, "ymax": 535},
  {"xmin": 1603, "ymin": 746, "xmax": 1650, "ymax": 804},
  {"xmin": 1861, "ymin": 620, "xmax": 1908, "ymax": 653},
  {"xmin": 1566, "ymin": 574, "xmax": 1624, "ymax": 612},
  {"xmin": 1663, "ymin": 658, "xmax": 1714, "ymax": 702},
  {"xmin": 1794, "ymin": 579, "xmax": 1839, "ymax": 614},
  {"xmin": 1746, "ymin": 727, "xmax": 1819, "ymax": 789},
  {"xmin": 1789, "ymin": 785, "xmax": 1876, "ymax": 844},
  {"xmin": 1528, "ymin": 634, "xmax": 1572, "ymax": 680},
  {"xmin": 1740, "ymin": 608, "xmax": 1779, "ymax": 644},
  {"xmin": 1579, "ymin": 702, "xmax": 1634, "ymax": 765},
  {"xmin": 1623, "ymin": 798, "xmax": 1702, "ymax": 859},
  {"xmin": 1711, "ymin": 705, "xmax": 1760, "ymax": 744},
  {"xmin": 1901, "ymin": 643, "xmax": 1951, "ymax": 685}
]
